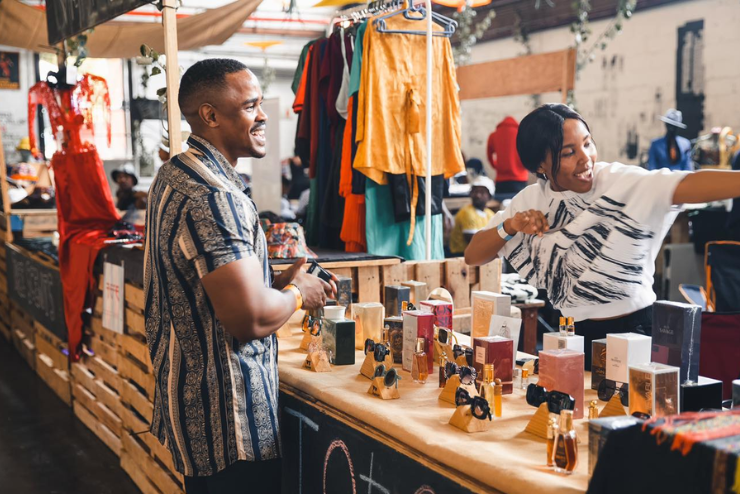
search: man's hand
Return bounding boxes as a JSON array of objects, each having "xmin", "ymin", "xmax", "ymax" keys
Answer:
[
  {"xmin": 274, "ymin": 258, "xmax": 338, "ymax": 310},
  {"xmin": 506, "ymin": 210, "xmax": 549, "ymax": 237}
]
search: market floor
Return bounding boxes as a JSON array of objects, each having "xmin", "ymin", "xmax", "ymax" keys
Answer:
[{"xmin": 0, "ymin": 339, "xmax": 140, "ymax": 494}]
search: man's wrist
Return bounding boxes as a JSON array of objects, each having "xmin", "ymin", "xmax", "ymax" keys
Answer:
[
  {"xmin": 503, "ymin": 219, "xmax": 518, "ymax": 236},
  {"xmin": 284, "ymin": 284, "xmax": 303, "ymax": 311}
]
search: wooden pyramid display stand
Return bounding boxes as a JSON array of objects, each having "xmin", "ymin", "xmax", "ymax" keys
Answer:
[
  {"xmin": 368, "ymin": 376, "xmax": 400, "ymax": 400},
  {"xmin": 455, "ymin": 355, "xmax": 470, "ymax": 367},
  {"xmin": 433, "ymin": 340, "xmax": 455, "ymax": 363},
  {"xmin": 599, "ymin": 394, "xmax": 627, "ymax": 418},
  {"xmin": 304, "ymin": 351, "xmax": 332, "ymax": 373},
  {"xmin": 439, "ymin": 376, "xmax": 478, "ymax": 405},
  {"xmin": 524, "ymin": 402, "xmax": 551, "ymax": 439},
  {"xmin": 360, "ymin": 352, "xmax": 393, "ymax": 380},
  {"xmin": 449, "ymin": 405, "xmax": 492, "ymax": 433},
  {"xmin": 299, "ymin": 331, "xmax": 313, "ymax": 351}
]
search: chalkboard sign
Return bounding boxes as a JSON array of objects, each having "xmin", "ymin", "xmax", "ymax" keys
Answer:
[
  {"xmin": 46, "ymin": 0, "xmax": 150, "ymax": 45},
  {"xmin": 280, "ymin": 391, "xmax": 478, "ymax": 494},
  {"xmin": 6, "ymin": 245, "xmax": 67, "ymax": 341}
]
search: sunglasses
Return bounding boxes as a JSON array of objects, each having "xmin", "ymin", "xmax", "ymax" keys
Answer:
[
  {"xmin": 444, "ymin": 362, "xmax": 477, "ymax": 386},
  {"xmin": 452, "ymin": 344, "xmax": 474, "ymax": 366},
  {"xmin": 402, "ymin": 301, "xmax": 416, "ymax": 311},
  {"xmin": 364, "ymin": 339, "xmax": 390, "ymax": 363},
  {"xmin": 374, "ymin": 364, "xmax": 401, "ymax": 388},
  {"xmin": 302, "ymin": 315, "xmax": 322, "ymax": 336},
  {"xmin": 631, "ymin": 411, "xmax": 650, "ymax": 420},
  {"xmin": 598, "ymin": 379, "xmax": 629, "ymax": 407},
  {"xmin": 455, "ymin": 387, "xmax": 492, "ymax": 421},
  {"xmin": 436, "ymin": 327, "xmax": 458, "ymax": 346},
  {"xmin": 526, "ymin": 384, "xmax": 576, "ymax": 415}
]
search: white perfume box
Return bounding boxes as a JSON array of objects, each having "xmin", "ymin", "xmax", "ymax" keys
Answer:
[
  {"xmin": 471, "ymin": 291, "xmax": 511, "ymax": 338},
  {"xmin": 543, "ymin": 333, "xmax": 585, "ymax": 353},
  {"xmin": 606, "ymin": 333, "xmax": 652, "ymax": 383},
  {"xmin": 628, "ymin": 362, "xmax": 680, "ymax": 418}
]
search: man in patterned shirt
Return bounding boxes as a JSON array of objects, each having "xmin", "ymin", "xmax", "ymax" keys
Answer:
[{"xmin": 145, "ymin": 59, "xmax": 335, "ymax": 493}]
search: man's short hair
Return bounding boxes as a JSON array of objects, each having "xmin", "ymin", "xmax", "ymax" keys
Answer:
[{"xmin": 178, "ymin": 58, "xmax": 248, "ymax": 114}]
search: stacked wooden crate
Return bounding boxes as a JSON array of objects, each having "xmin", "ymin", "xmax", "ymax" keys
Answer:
[
  {"xmin": 119, "ymin": 282, "xmax": 185, "ymax": 494},
  {"xmin": 10, "ymin": 301, "xmax": 36, "ymax": 370},
  {"xmin": 34, "ymin": 321, "xmax": 71, "ymax": 406},
  {"xmin": 0, "ymin": 243, "xmax": 10, "ymax": 340}
]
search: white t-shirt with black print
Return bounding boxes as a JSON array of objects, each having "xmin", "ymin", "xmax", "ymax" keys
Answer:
[{"xmin": 486, "ymin": 162, "xmax": 690, "ymax": 321}]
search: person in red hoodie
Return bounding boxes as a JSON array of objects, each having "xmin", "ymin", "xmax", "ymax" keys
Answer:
[{"xmin": 488, "ymin": 116, "xmax": 530, "ymax": 200}]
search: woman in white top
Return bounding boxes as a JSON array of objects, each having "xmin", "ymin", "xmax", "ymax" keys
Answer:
[{"xmin": 465, "ymin": 104, "xmax": 740, "ymax": 369}]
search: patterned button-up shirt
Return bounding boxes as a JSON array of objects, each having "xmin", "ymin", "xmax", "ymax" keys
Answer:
[{"xmin": 144, "ymin": 135, "xmax": 280, "ymax": 477}]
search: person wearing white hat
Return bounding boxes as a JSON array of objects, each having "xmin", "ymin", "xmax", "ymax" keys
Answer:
[
  {"xmin": 449, "ymin": 175, "xmax": 496, "ymax": 254},
  {"xmin": 648, "ymin": 108, "xmax": 693, "ymax": 171}
]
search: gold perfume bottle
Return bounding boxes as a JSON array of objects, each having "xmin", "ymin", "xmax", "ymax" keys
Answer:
[
  {"xmin": 566, "ymin": 317, "xmax": 575, "ymax": 337},
  {"xmin": 479, "ymin": 363, "xmax": 495, "ymax": 410},
  {"xmin": 493, "ymin": 378, "xmax": 503, "ymax": 418},
  {"xmin": 553, "ymin": 410, "xmax": 578, "ymax": 474},
  {"xmin": 588, "ymin": 400, "xmax": 599, "ymax": 419},
  {"xmin": 439, "ymin": 354, "xmax": 448, "ymax": 388},
  {"xmin": 559, "ymin": 316, "xmax": 567, "ymax": 336},
  {"xmin": 412, "ymin": 337, "xmax": 428, "ymax": 384},
  {"xmin": 546, "ymin": 417, "xmax": 558, "ymax": 467}
]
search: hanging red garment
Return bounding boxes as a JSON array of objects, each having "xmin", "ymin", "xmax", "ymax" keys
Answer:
[
  {"xmin": 339, "ymin": 94, "xmax": 366, "ymax": 252},
  {"xmin": 28, "ymin": 75, "xmax": 121, "ymax": 360}
]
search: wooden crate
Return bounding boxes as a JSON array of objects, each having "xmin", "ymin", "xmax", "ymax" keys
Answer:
[
  {"xmin": 12, "ymin": 328, "xmax": 36, "ymax": 370},
  {"xmin": 121, "ymin": 432, "xmax": 185, "ymax": 494},
  {"xmin": 34, "ymin": 321, "xmax": 71, "ymax": 406},
  {"xmin": 10, "ymin": 302, "xmax": 35, "ymax": 369}
]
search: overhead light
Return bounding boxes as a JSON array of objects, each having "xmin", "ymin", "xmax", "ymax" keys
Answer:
[
  {"xmin": 244, "ymin": 41, "xmax": 285, "ymax": 50},
  {"xmin": 433, "ymin": 0, "xmax": 491, "ymax": 11}
]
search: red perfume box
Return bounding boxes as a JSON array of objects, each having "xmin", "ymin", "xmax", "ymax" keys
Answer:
[
  {"xmin": 538, "ymin": 349, "xmax": 585, "ymax": 419},
  {"xmin": 472, "ymin": 336, "xmax": 514, "ymax": 394},
  {"xmin": 402, "ymin": 310, "xmax": 434, "ymax": 374},
  {"xmin": 419, "ymin": 299, "xmax": 453, "ymax": 329}
]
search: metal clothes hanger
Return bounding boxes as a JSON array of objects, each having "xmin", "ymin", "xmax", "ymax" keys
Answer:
[{"xmin": 373, "ymin": 2, "xmax": 457, "ymax": 37}]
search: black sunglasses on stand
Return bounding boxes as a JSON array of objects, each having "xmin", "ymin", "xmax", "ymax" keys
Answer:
[
  {"xmin": 373, "ymin": 364, "xmax": 401, "ymax": 388},
  {"xmin": 452, "ymin": 344, "xmax": 474, "ymax": 367},
  {"xmin": 598, "ymin": 379, "xmax": 630, "ymax": 406},
  {"xmin": 444, "ymin": 362, "xmax": 477, "ymax": 386},
  {"xmin": 526, "ymin": 384, "xmax": 576, "ymax": 415},
  {"xmin": 455, "ymin": 387, "xmax": 493, "ymax": 421},
  {"xmin": 364, "ymin": 338, "xmax": 390, "ymax": 363}
]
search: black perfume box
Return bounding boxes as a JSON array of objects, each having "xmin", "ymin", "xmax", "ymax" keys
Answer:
[
  {"xmin": 323, "ymin": 319, "xmax": 355, "ymax": 366},
  {"xmin": 384, "ymin": 285, "xmax": 410, "ymax": 318},
  {"xmin": 651, "ymin": 301, "xmax": 702, "ymax": 383},
  {"xmin": 680, "ymin": 376, "xmax": 723, "ymax": 412},
  {"xmin": 588, "ymin": 416, "xmax": 641, "ymax": 476},
  {"xmin": 591, "ymin": 338, "xmax": 607, "ymax": 390},
  {"xmin": 336, "ymin": 276, "xmax": 353, "ymax": 308},
  {"xmin": 384, "ymin": 316, "xmax": 404, "ymax": 364}
]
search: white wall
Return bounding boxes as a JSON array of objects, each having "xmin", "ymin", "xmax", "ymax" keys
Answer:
[
  {"xmin": 0, "ymin": 46, "xmax": 37, "ymax": 164},
  {"xmin": 462, "ymin": 0, "xmax": 740, "ymax": 175}
]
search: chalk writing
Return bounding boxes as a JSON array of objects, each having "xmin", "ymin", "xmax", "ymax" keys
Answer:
[
  {"xmin": 323, "ymin": 439, "xmax": 357, "ymax": 494},
  {"xmin": 360, "ymin": 452, "xmax": 390, "ymax": 494},
  {"xmin": 285, "ymin": 407, "xmax": 319, "ymax": 494}
]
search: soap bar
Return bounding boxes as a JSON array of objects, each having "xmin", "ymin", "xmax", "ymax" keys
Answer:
[
  {"xmin": 538, "ymin": 349, "xmax": 585, "ymax": 419},
  {"xmin": 402, "ymin": 310, "xmax": 434, "ymax": 373},
  {"xmin": 470, "ymin": 291, "xmax": 510, "ymax": 338},
  {"xmin": 384, "ymin": 285, "xmax": 410, "ymax": 318},
  {"xmin": 419, "ymin": 299, "xmax": 453, "ymax": 329},
  {"xmin": 543, "ymin": 333, "xmax": 585, "ymax": 353},
  {"xmin": 628, "ymin": 362, "xmax": 680, "ymax": 418},
  {"xmin": 335, "ymin": 276, "xmax": 353, "ymax": 308},
  {"xmin": 591, "ymin": 338, "xmax": 607, "ymax": 391},
  {"xmin": 606, "ymin": 333, "xmax": 652, "ymax": 384},
  {"xmin": 323, "ymin": 319, "xmax": 356, "ymax": 366},
  {"xmin": 680, "ymin": 376, "xmax": 723, "ymax": 412},
  {"xmin": 472, "ymin": 336, "xmax": 514, "ymax": 394},
  {"xmin": 384, "ymin": 316, "xmax": 404, "ymax": 364},
  {"xmin": 651, "ymin": 300, "xmax": 702, "ymax": 384}
]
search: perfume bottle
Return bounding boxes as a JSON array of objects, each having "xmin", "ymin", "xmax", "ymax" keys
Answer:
[
  {"xmin": 513, "ymin": 368, "xmax": 522, "ymax": 389},
  {"xmin": 566, "ymin": 317, "xmax": 575, "ymax": 337},
  {"xmin": 546, "ymin": 417, "xmax": 558, "ymax": 468},
  {"xmin": 553, "ymin": 410, "xmax": 578, "ymax": 474},
  {"xmin": 521, "ymin": 368, "xmax": 530, "ymax": 389},
  {"xmin": 493, "ymin": 378, "xmax": 503, "ymax": 418},
  {"xmin": 479, "ymin": 364, "xmax": 495, "ymax": 410},
  {"xmin": 588, "ymin": 400, "xmax": 599, "ymax": 419},
  {"xmin": 412, "ymin": 337, "xmax": 428, "ymax": 384},
  {"xmin": 559, "ymin": 316, "xmax": 567, "ymax": 336},
  {"xmin": 382, "ymin": 327, "xmax": 393, "ymax": 363},
  {"xmin": 439, "ymin": 355, "xmax": 448, "ymax": 388}
]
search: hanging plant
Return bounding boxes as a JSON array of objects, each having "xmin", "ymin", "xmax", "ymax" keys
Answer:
[
  {"xmin": 572, "ymin": 0, "xmax": 636, "ymax": 72},
  {"xmin": 452, "ymin": 2, "xmax": 497, "ymax": 67},
  {"xmin": 137, "ymin": 44, "xmax": 180, "ymax": 139},
  {"xmin": 60, "ymin": 30, "xmax": 93, "ymax": 68}
]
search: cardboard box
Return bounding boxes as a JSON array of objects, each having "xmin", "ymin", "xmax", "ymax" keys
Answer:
[
  {"xmin": 538, "ymin": 349, "xmax": 585, "ymax": 419},
  {"xmin": 419, "ymin": 299, "xmax": 453, "ymax": 330},
  {"xmin": 335, "ymin": 276, "xmax": 353, "ymax": 308},
  {"xmin": 588, "ymin": 416, "xmax": 641, "ymax": 476},
  {"xmin": 400, "ymin": 280, "xmax": 427, "ymax": 306},
  {"xmin": 471, "ymin": 291, "xmax": 511, "ymax": 338},
  {"xmin": 606, "ymin": 333, "xmax": 651, "ymax": 384},
  {"xmin": 402, "ymin": 310, "xmax": 434, "ymax": 373},
  {"xmin": 351, "ymin": 303, "xmax": 385, "ymax": 350},
  {"xmin": 488, "ymin": 315, "xmax": 521, "ymax": 365},
  {"xmin": 384, "ymin": 285, "xmax": 410, "ymax": 318},
  {"xmin": 384, "ymin": 316, "xmax": 404, "ymax": 364},
  {"xmin": 628, "ymin": 363, "xmax": 680, "ymax": 418},
  {"xmin": 680, "ymin": 376, "xmax": 723, "ymax": 412},
  {"xmin": 323, "ymin": 319, "xmax": 356, "ymax": 366},
  {"xmin": 472, "ymin": 336, "xmax": 514, "ymax": 393},
  {"xmin": 591, "ymin": 338, "xmax": 607, "ymax": 391},
  {"xmin": 651, "ymin": 301, "xmax": 702, "ymax": 384},
  {"xmin": 543, "ymin": 333, "xmax": 585, "ymax": 353}
]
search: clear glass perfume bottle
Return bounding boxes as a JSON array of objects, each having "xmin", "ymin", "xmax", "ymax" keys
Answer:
[
  {"xmin": 559, "ymin": 316, "xmax": 567, "ymax": 336},
  {"xmin": 566, "ymin": 317, "xmax": 575, "ymax": 337},
  {"xmin": 513, "ymin": 368, "xmax": 522, "ymax": 389},
  {"xmin": 553, "ymin": 410, "xmax": 578, "ymax": 474},
  {"xmin": 546, "ymin": 417, "xmax": 558, "ymax": 468},
  {"xmin": 479, "ymin": 363, "xmax": 495, "ymax": 411},
  {"xmin": 521, "ymin": 368, "xmax": 530, "ymax": 389},
  {"xmin": 412, "ymin": 337, "xmax": 428, "ymax": 384}
]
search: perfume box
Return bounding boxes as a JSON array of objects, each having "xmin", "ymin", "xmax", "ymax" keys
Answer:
[
  {"xmin": 351, "ymin": 303, "xmax": 385, "ymax": 350},
  {"xmin": 488, "ymin": 315, "xmax": 522, "ymax": 365},
  {"xmin": 472, "ymin": 336, "xmax": 514, "ymax": 394},
  {"xmin": 651, "ymin": 301, "xmax": 702, "ymax": 384},
  {"xmin": 401, "ymin": 280, "xmax": 428, "ymax": 306},
  {"xmin": 734, "ymin": 380, "xmax": 740, "ymax": 407},
  {"xmin": 680, "ymin": 376, "xmax": 723, "ymax": 412},
  {"xmin": 323, "ymin": 319, "xmax": 356, "ymax": 366},
  {"xmin": 402, "ymin": 310, "xmax": 434, "ymax": 373},
  {"xmin": 384, "ymin": 285, "xmax": 410, "ymax": 318},
  {"xmin": 591, "ymin": 338, "xmax": 607, "ymax": 391},
  {"xmin": 384, "ymin": 316, "xmax": 404, "ymax": 364},
  {"xmin": 543, "ymin": 333, "xmax": 585, "ymax": 353},
  {"xmin": 606, "ymin": 333, "xmax": 652, "ymax": 384},
  {"xmin": 628, "ymin": 363, "xmax": 680, "ymax": 418},
  {"xmin": 471, "ymin": 291, "xmax": 511, "ymax": 338},
  {"xmin": 419, "ymin": 299, "xmax": 453, "ymax": 329},
  {"xmin": 588, "ymin": 416, "xmax": 641, "ymax": 476},
  {"xmin": 335, "ymin": 276, "xmax": 353, "ymax": 308},
  {"xmin": 538, "ymin": 349, "xmax": 585, "ymax": 419}
]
